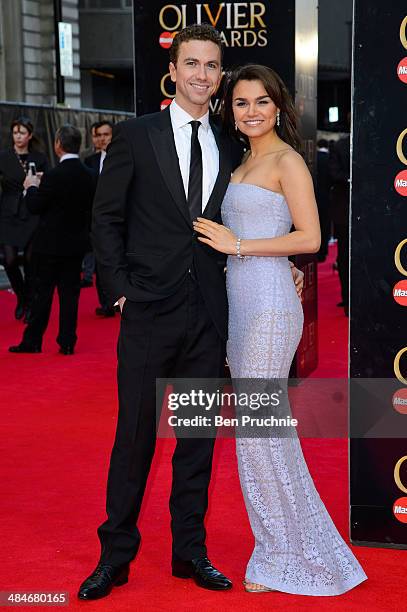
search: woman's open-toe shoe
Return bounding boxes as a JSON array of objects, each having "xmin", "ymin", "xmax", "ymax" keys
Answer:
[{"xmin": 243, "ymin": 580, "xmax": 275, "ymax": 593}]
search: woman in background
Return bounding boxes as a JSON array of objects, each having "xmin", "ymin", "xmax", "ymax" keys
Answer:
[{"xmin": 0, "ymin": 117, "xmax": 49, "ymax": 320}]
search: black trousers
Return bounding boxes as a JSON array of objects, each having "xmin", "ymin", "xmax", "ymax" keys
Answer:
[
  {"xmin": 97, "ymin": 275, "xmax": 225, "ymax": 566},
  {"xmin": 2, "ymin": 242, "xmax": 34, "ymax": 305},
  {"xmin": 23, "ymin": 253, "xmax": 83, "ymax": 348},
  {"xmin": 95, "ymin": 262, "xmax": 110, "ymax": 310}
]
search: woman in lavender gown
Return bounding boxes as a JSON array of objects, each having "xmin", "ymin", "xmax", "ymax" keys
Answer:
[{"xmin": 193, "ymin": 65, "xmax": 367, "ymax": 596}]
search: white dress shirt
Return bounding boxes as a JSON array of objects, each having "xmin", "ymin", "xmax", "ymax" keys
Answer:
[
  {"xmin": 99, "ymin": 150, "xmax": 106, "ymax": 174},
  {"xmin": 169, "ymin": 99, "xmax": 219, "ymax": 212},
  {"xmin": 60, "ymin": 153, "xmax": 79, "ymax": 163}
]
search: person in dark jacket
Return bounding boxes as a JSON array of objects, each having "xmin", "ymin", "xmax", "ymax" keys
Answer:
[
  {"xmin": 315, "ymin": 139, "xmax": 332, "ymax": 262},
  {"xmin": 0, "ymin": 117, "xmax": 49, "ymax": 320},
  {"xmin": 329, "ymin": 135, "xmax": 350, "ymax": 316},
  {"xmin": 84, "ymin": 121, "xmax": 116, "ymax": 316},
  {"xmin": 9, "ymin": 125, "xmax": 96, "ymax": 354},
  {"xmin": 80, "ymin": 121, "xmax": 103, "ymax": 287}
]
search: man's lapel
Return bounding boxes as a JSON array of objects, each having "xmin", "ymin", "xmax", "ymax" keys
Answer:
[
  {"xmin": 203, "ymin": 119, "xmax": 232, "ymax": 220},
  {"xmin": 148, "ymin": 107, "xmax": 191, "ymax": 227}
]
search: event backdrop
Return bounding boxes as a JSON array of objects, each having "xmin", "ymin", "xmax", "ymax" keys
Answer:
[
  {"xmin": 350, "ymin": 2, "xmax": 407, "ymax": 547},
  {"xmin": 132, "ymin": 0, "xmax": 318, "ymax": 377}
]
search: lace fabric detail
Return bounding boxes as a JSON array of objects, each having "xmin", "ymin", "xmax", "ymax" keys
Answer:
[{"xmin": 222, "ymin": 184, "xmax": 367, "ymax": 596}]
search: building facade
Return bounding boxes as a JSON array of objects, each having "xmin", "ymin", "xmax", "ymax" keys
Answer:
[
  {"xmin": 0, "ymin": 0, "xmax": 352, "ymax": 123},
  {"xmin": 0, "ymin": 0, "xmax": 81, "ymax": 107}
]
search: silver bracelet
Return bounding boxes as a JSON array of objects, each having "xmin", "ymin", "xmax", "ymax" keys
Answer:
[{"xmin": 236, "ymin": 237, "xmax": 245, "ymax": 259}]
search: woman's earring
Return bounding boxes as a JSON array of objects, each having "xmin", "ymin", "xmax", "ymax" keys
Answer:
[
  {"xmin": 235, "ymin": 121, "xmax": 238, "ymax": 131},
  {"xmin": 276, "ymin": 111, "xmax": 281, "ymax": 127}
]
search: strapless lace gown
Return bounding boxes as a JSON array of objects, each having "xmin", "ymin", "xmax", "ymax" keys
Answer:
[{"xmin": 221, "ymin": 183, "xmax": 367, "ymax": 596}]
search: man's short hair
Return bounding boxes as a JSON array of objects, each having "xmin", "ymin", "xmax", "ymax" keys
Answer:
[
  {"xmin": 55, "ymin": 124, "xmax": 82, "ymax": 154},
  {"xmin": 169, "ymin": 23, "xmax": 223, "ymax": 66},
  {"xmin": 91, "ymin": 121, "xmax": 101, "ymax": 132},
  {"xmin": 96, "ymin": 121, "xmax": 113, "ymax": 131}
]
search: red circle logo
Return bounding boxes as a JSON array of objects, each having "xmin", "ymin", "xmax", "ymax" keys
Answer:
[
  {"xmin": 160, "ymin": 99, "xmax": 172, "ymax": 111},
  {"xmin": 393, "ymin": 279, "xmax": 407, "ymax": 306},
  {"xmin": 393, "ymin": 496, "xmax": 407, "ymax": 523},
  {"xmin": 397, "ymin": 57, "xmax": 407, "ymax": 83},
  {"xmin": 159, "ymin": 31, "xmax": 176, "ymax": 49},
  {"xmin": 392, "ymin": 388, "xmax": 407, "ymax": 414},
  {"xmin": 394, "ymin": 169, "xmax": 407, "ymax": 196}
]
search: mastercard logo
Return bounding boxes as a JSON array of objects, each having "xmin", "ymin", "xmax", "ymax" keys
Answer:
[
  {"xmin": 159, "ymin": 31, "xmax": 176, "ymax": 49},
  {"xmin": 394, "ymin": 169, "xmax": 407, "ymax": 196},
  {"xmin": 392, "ymin": 388, "xmax": 407, "ymax": 414},
  {"xmin": 160, "ymin": 99, "xmax": 172, "ymax": 111},
  {"xmin": 393, "ymin": 496, "xmax": 407, "ymax": 523},
  {"xmin": 398, "ymin": 57, "xmax": 407, "ymax": 84},
  {"xmin": 393, "ymin": 279, "xmax": 407, "ymax": 305}
]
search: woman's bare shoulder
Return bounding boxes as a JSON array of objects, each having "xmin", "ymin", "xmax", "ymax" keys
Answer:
[{"xmin": 277, "ymin": 148, "xmax": 308, "ymax": 175}]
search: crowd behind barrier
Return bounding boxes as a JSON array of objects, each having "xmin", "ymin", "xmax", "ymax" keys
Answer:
[
  {"xmin": 0, "ymin": 102, "xmax": 133, "ymax": 167},
  {"xmin": 0, "ymin": 102, "xmax": 133, "ymax": 270}
]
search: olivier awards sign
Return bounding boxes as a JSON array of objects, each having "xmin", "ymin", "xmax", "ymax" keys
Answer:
[
  {"xmin": 350, "ymin": 2, "xmax": 407, "ymax": 547},
  {"xmin": 133, "ymin": 1, "xmax": 298, "ymax": 116}
]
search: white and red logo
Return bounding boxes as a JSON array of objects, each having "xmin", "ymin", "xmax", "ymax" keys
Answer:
[
  {"xmin": 159, "ymin": 31, "xmax": 176, "ymax": 49},
  {"xmin": 393, "ymin": 280, "xmax": 407, "ymax": 306},
  {"xmin": 160, "ymin": 99, "xmax": 172, "ymax": 111},
  {"xmin": 393, "ymin": 496, "xmax": 407, "ymax": 523},
  {"xmin": 397, "ymin": 57, "xmax": 407, "ymax": 84},
  {"xmin": 392, "ymin": 388, "xmax": 407, "ymax": 414},
  {"xmin": 394, "ymin": 169, "xmax": 407, "ymax": 196}
]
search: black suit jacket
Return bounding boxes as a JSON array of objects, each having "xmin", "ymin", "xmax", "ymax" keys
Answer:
[
  {"xmin": 92, "ymin": 107, "xmax": 235, "ymax": 339},
  {"xmin": 26, "ymin": 158, "xmax": 97, "ymax": 256},
  {"xmin": 84, "ymin": 152, "xmax": 102, "ymax": 173}
]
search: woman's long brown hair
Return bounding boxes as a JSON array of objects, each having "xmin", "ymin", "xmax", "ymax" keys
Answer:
[{"xmin": 221, "ymin": 64, "xmax": 302, "ymax": 152}]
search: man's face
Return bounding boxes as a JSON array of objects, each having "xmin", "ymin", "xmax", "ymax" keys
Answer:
[
  {"xmin": 91, "ymin": 127, "xmax": 101, "ymax": 151},
  {"xmin": 96, "ymin": 124, "xmax": 113, "ymax": 151},
  {"xmin": 169, "ymin": 39, "xmax": 222, "ymax": 116}
]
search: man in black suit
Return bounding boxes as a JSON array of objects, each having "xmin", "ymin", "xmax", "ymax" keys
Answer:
[
  {"xmin": 315, "ymin": 139, "xmax": 332, "ymax": 262},
  {"xmin": 79, "ymin": 122, "xmax": 102, "ymax": 288},
  {"xmin": 78, "ymin": 24, "xmax": 303, "ymax": 600},
  {"xmin": 84, "ymin": 121, "xmax": 115, "ymax": 316},
  {"xmin": 84, "ymin": 121, "xmax": 113, "ymax": 175},
  {"xmin": 9, "ymin": 125, "xmax": 96, "ymax": 354},
  {"xmin": 329, "ymin": 134, "xmax": 350, "ymax": 316}
]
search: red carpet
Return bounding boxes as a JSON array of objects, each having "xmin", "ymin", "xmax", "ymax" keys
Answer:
[{"xmin": 0, "ymin": 246, "xmax": 404, "ymax": 611}]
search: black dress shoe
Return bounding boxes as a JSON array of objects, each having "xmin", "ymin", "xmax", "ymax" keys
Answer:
[
  {"xmin": 95, "ymin": 306, "xmax": 115, "ymax": 317},
  {"xmin": 80, "ymin": 279, "xmax": 93, "ymax": 288},
  {"xmin": 59, "ymin": 346, "xmax": 74, "ymax": 355},
  {"xmin": 78, "ymin": 562, "xmax": 129, "ymax": 600},
  {"xmin": 172, "ymin": 557, "xmax": 232, "ymax": 591},
  {"xmin": 9, "ymin": 343, "xmax": 41, "ymax": 353}
]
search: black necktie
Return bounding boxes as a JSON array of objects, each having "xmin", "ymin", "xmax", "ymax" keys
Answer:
[{"xmin": 187, "ymin": 120, "xmax": 202, "ymax": 221}]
